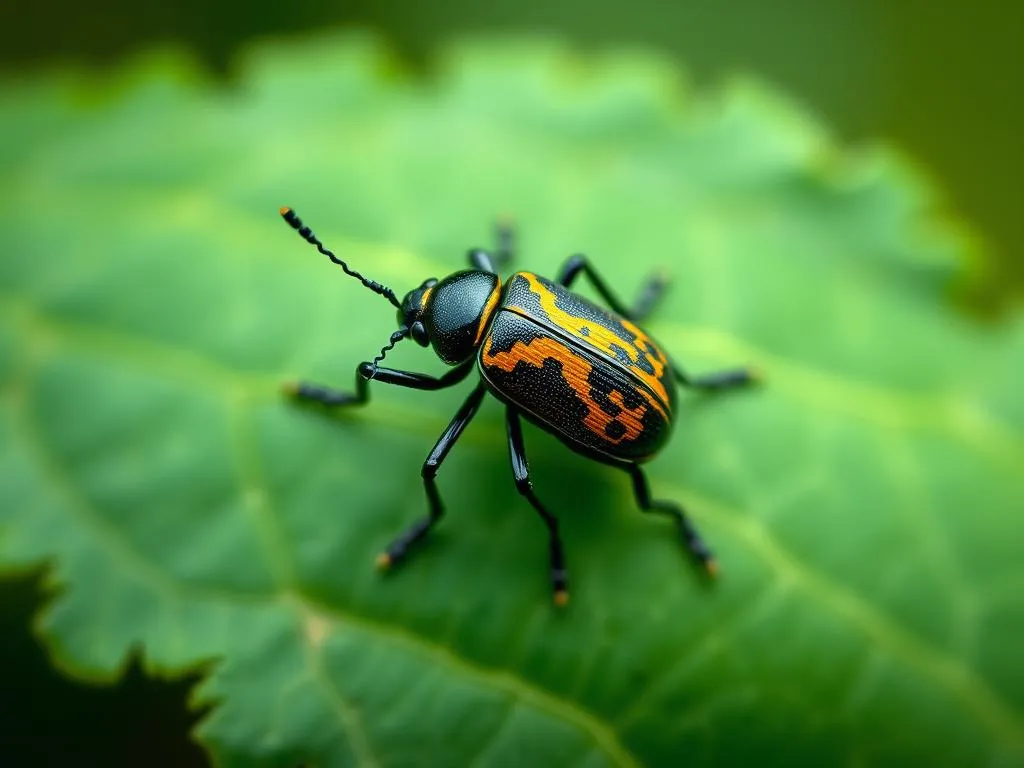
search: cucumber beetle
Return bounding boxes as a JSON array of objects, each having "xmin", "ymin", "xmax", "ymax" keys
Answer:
[{"xmin": 280, "ymin": 207, "xmax": 758, "ymax": 605}]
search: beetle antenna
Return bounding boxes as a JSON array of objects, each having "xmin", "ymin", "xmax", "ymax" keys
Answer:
[
  {"xmin": 280, "ymin": 207, "xmax": 402, "ymax": 309},
  {"xmin": 370, "ymin": 327, "xmax": 409, "ymax": 373}
]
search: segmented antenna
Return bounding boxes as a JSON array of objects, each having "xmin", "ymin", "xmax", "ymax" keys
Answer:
[
  {"xmin": 280, "ymin": 207, "xmax": 401, "ymax": 309},
  {"xmin": 370, "ymin": 328, "xmax": 409, "ymax": 374}
]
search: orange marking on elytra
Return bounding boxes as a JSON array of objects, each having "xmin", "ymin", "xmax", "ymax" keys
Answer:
[
  {"xmin": 607, "ymin": 390, "xmax": 645, "ymax": 440},
  {"xmin": 516, "ymin": 274, "xmax": 670, "ymax": 414},
  {"xmin": 484, "ymin": 335, "xmax": 654, "ymax": 444}
]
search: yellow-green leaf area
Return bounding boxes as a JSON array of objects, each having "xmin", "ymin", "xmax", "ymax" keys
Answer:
[{"xmin": 1, "ymin": 33, "xmax": 1022, "ymax": 768}]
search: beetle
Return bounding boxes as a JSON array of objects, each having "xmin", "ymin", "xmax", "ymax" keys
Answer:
[{"xmin": 280, "ymin": 207, "xmax": 758, "ymax": 605}]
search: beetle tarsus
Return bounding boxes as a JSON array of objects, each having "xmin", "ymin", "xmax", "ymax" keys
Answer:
[
  {"xmin": 627, "ymin": 464, "xmax": 720, "ymax": 576},
  {"xmin": 630, "ymin": 269, "xmax": 671, "ymax": 321},
  {"xmin": 382, "ymin": 517, "xmax": 433, "ymax": 566},
  {"xmin": 286, "ymin": 380, "xmax": 360, "ymax": 407},
  {"xmin": 679, "ymin": 366, "xmax": 762, "ymax": 392}
]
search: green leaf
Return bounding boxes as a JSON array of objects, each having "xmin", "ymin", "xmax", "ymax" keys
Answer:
[{"xmin": 2, "ymin": 33, "xmax": 1023, "ymax": 767}]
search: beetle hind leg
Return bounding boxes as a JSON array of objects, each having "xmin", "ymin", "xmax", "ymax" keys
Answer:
[
  {"xmin": 676, "ymin": 365, "xmax": 762, "ymax": 392},
  {"xmin": 626, "ymin": 464, "xmax": 718, "ymax": 577},
  {"xmin": 506, "ymin": 407, "xmax": 570, "ymax": 606}
]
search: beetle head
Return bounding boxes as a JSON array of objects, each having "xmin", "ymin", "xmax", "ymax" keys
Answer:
[{"xmin": 397, "ymin": 278, "xmax": 438, "ymax": 348}]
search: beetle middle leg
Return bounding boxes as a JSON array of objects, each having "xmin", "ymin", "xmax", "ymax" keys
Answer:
[
  {"xmin": 377, "ymin": 382, "xmax": 489, "ymax": 568},
  {"xmin": 626, "ymin": 464, "xmax": 718, "ymax": 576},
  {"xmin": 556, "ymin": 254, "xmax": 667, "ymax": 322},
  {"xmin": 506, "ymin": 407, "xmax": 570, "ymax": 606}
]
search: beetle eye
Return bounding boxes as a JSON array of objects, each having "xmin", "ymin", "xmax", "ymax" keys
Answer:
[{"xmin": 410, "ymin": 321, "xmax": 429, "ymax": 347}]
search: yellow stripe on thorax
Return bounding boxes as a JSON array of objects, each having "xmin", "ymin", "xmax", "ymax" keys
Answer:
[{"xmin": 473, "ymin": 280, "xmax": 502, "ymax": 346}]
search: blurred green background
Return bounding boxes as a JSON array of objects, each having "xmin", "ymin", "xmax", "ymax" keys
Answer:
[
  {"xmin": 2, "ymin": 0, "xmax": 1021, "ymax": 298},
  {"xmin": 1, "ymin": 1, "xmax": 1019, "ymax": 766}
]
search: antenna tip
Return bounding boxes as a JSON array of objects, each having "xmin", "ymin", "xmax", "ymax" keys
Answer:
[{"xmin": 279, "ymin": 206, "xmax": 292, "ymax": 217}]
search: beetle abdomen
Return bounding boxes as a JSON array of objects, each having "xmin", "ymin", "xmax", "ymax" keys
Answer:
[{"xmin": 479, "ymin": 309, "xmax": 673, "ymax": 462}]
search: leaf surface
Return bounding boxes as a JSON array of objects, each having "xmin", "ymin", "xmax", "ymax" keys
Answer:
[{"xmin": 1, "ymin": 35, "xmax": 1023, "ymax": 768}]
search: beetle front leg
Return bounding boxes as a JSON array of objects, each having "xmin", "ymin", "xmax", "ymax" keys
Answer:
[
  {"xmin": 467, "ymin": 218, "xmax": 517, "ymax": 274},
  {"xmin": 377, "ymin": 382, "xmax": 488, "ymax": 568},
  {"xmin": 494, "ymin": 218, "xmax": 515, "ymax": 268},
  {"xmin": 284, "ymin": 358, "xmax": 475, "ymax": 407},
  {"xmin": 626, "ymin": 464, "xmax": 717, "ymax": 577},
  {"xmin": 507, "ymin": 407, "xmax": 570, "ymax": 606},
  {"xmin": 557, "ymin": 253, "xmax": 668, "ymax": 322}
]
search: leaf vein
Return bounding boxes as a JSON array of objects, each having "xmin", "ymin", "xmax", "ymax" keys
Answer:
[
  {"xmin": 303, "ymin": 630, "xmax": 381, "ymax": 768},
  {"xmin": 678, "ymin": 484, "xmax": 1024, "ymax": 752}
]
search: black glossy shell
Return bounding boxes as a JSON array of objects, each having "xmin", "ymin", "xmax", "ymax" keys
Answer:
[
  {"xmin": 478, "ymin": 271, "xmax": 677, "ymax": 463},
  {"xmin": 423, "ymin": 270, "xmax": 501, "ymax": 364}
]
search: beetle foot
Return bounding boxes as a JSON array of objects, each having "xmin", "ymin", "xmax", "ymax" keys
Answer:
[
  {"xmin": 552, "ymin": 566, "xmax": 570, "ymax": 607},
  {"xmin": 745, "ymin": 366, "xmax": 765, "ymax": 386}
]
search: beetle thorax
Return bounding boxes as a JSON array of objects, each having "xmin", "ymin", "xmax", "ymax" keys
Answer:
[{"xmin": 422, "ymin": 270, "xmax": 502, "ymax": 365}]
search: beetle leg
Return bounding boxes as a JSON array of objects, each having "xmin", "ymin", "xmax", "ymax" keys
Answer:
[
  {"xmin": 284, "ymin": 358, "xmax": 475, "ymax": 406},
  {"xmin": 556, "ymin": 254, "xmax": 668, "ymax": 322},
  {"xmin": 675, "ymin": 365, "xmax": 761, "ymax": 392},
  {"xmin": 626, "ymin": 464, "xmax": 718, "ymax": 577},
  {"xmin": 494, "ymin": 218, "xmax": 515, "ymax": 268},
  {"xmin": 506, "ymin": 407, "xmax": 570, "ymax": 606},
  {"xmin": 467, "ymin": 248, "xmax": 499, "ymax": 274},
  {"xmin": 467, "ymin": 219, "xmax": 516, "ymax": 274},
  {"xmin": 377, "ymin": 382, "xmax": 489, "ymax": 568},
  {"xmin": 628, "ymin": 271, "xmax": 670, "ymax": 322}
]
